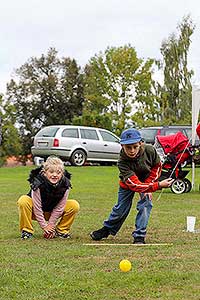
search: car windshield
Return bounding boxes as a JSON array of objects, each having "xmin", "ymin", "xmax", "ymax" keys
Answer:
[{"xmin": 184, "ymin": 128, "xmax": 192, "ymax": 139}]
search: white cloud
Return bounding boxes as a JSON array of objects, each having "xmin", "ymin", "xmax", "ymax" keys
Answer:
[{"xmin": 0, "ymin": 0, "xmax": 200, "ymax": 92}]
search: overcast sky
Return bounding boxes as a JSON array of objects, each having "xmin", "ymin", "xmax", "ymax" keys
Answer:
[{"xmin": 0, "ymin": 0, "xmax": 200, "ymax": 93}]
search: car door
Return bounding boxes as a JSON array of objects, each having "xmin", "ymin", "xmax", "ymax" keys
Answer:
[
  {"xmin": 98, "ymin": 130, "xmax": 121, "ymax": 160},
  {"xmin": 60, "ymin": 127, "xmax": 80, "ymax": 150},
  {"xmin": 79, "ymin": 128, "xmax": 102, "ymax": 159}
]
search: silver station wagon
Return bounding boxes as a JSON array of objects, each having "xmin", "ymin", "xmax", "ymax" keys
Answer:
[{"xmin": 31, "ymin": 125, "xmax": 121, "ymax": 166}]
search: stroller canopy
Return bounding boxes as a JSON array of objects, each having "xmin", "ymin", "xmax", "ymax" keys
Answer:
[
  {"xmin": 155, "ymin": 132, "xmax": 192, "ymax": 194},
  {"xmin": 155, "ymin": 131, "xmax": 190, "ymax": 155}
]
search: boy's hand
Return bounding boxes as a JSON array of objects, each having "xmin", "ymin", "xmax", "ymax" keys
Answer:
[
  {"xmin": 159, "ymin": 178, "xmax": 174, "ymax": 188},
  {"xmin": 140, "ymin": 192, "xmax": 152, "ymax": 200}
]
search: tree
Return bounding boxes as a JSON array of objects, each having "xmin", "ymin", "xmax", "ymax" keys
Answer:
[
  {"xmin": 131, "ymin": 60, "xmax": 162, "ymax": 127},
  {"xmin": 0, "ymin": 95, "xmax": 22, "ymax": 166},
  {"xmin": 6, "ymin": 48, "xmax": 84, "ymax": 159},
  {"xmin": 83, "ymin": 45, "xmax": 156, "ymax": 134},
  {"xmin": 72, "ymin": 112, "xmax": 113, "ymax": 131},
  {"xmin": 159, "ymin": 15, "xmax": 195, "ymax": 124}
]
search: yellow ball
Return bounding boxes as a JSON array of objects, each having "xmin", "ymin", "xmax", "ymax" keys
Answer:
[{"xmin": 119, "ymin": 259, "xmax": 132, "ymax": 272}]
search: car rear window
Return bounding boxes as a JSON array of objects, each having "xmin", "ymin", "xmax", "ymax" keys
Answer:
[
  {"xmin": 62, "ymin": 128, "xmax": 79, "ymax": 138},
  {"xmin": 36, "ymin": 127, "xmax": 59, "ymax": 137}
]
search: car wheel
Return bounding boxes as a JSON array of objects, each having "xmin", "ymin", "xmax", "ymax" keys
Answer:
[
  {"xmin": 183, "ymin": 178, "xmax": 192, "ymax": 193},
  {"xmin": 170, "ymin": 179, "xmax": 186, "ymax": 194},
  {"xmin": 70, "ymin": 150, "xmax": 86, "ymax": 166}
]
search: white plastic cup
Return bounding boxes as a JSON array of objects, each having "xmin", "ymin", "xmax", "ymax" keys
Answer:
[{"xmin": 186, "ymin": 216, "xmax": 196, "ymax": 232}]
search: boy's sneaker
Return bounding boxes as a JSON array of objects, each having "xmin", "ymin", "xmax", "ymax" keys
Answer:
[
  {"xmin": 55, "ymin": 230, "xmax": 71, "ymax": 239},
  {"xmin": 21, "ymin": 230, "xmax": 33, "ymax": 240},
  {"xmin": 90, "ymin": 226, "xmax": 110, "ymax": 241},
  {"xmin": 133, "ymin": 236, "xmax": 145, "ymax": 244}
]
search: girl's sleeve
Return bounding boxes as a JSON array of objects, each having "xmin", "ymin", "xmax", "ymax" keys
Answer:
[
  {"xmin": 48, "ymin": 190, "xmax": 69, "ymax": 226},
  {"xmin": 32, "ymin": 189, "xmax": 48, "ymax": 229}
]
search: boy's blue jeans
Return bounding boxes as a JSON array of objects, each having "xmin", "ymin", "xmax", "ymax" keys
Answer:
[{"xmin": 104, "ymin": 187, "xmax": 153, "ymax": 238}]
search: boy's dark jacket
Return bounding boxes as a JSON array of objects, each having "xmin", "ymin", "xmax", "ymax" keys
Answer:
[
  {"xmin": 118, "ymin": 144, "xmax": 162, "ymax": 193},
  {"xmin": 118, "ymin": 144, "xmax": 160, "ymax": 182},
  {"xmin": 27, "ymin": 167, "xmax": 71, "ymax": 212}
]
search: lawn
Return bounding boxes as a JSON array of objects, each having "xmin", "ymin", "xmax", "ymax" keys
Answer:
[{"xmin": 0, "ymin": 165, "xmax": 200, "ymax": 300}]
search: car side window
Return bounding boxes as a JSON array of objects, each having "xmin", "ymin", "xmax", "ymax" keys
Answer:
[
  {"xmin": 99, "ymin": 130, "xmax": 119, "ymax": 142},
  {"xmin": 62, "ymin": 128, "xmax": 79, "ymax": 138},
  {"xmin": 140, "ymin": 129, "xmax": 158, "ymax": 141},
  {"xmin": 80, "ymin": 129, "xmax": 99, "ymax": 140}
]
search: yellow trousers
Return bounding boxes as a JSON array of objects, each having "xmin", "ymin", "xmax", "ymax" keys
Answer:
[{"xmin": 17, "ymin": 195, "xmax": 80, "ymax": 234}]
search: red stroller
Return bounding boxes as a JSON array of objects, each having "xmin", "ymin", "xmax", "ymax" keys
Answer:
[{"xmin": 154, "ymin": 131, "xmax": 193, "ymax": 194}]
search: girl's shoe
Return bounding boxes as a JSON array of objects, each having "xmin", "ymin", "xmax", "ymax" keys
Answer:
[
  {"xmin": 55, "ymin": 230, "xmax": 71, "ymax": 239},
  {"xmin": 21, "ymin": 230, "xmax": 33, "ymax": 240}
]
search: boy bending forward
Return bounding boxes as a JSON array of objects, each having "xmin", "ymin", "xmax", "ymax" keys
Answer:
[{"xmin": 90, "ymin": 128, "xmax": 173, "ymax": 244}]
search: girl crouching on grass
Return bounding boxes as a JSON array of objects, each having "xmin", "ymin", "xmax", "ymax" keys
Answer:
[{"xmin": 17, "ymin": 156, "xmax": 80, "ymax": 240}]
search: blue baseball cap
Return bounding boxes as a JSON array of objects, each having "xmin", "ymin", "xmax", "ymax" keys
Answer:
[{"xmin": 120, "ymin": 128, "xmax": 142, "ymax": 145}]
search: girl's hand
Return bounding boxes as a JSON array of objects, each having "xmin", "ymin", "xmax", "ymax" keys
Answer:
[
  {"xmin": 43, "ymin": 224, "xmax": 55, "ymax": 239},
  {"xmin": 44, "ymin": 224, "xmax": 55, "ymax": 232}
]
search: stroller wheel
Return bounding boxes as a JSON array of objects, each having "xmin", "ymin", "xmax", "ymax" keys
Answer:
[
  {"xmin": 170, "ymin": 179, "xmax": 186, "ymax": 194},
  {"xmin": 181, "ymin": 161, "xmax": 187, "ymax": 168},
  {"xmin": 183, "ymin": 178, "xmax": 192, "ymax": 193}
]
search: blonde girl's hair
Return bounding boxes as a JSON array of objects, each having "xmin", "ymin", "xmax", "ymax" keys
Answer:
[{"xmin": 42, "ymin": 156, "xmax": 65, "ymax": 173}]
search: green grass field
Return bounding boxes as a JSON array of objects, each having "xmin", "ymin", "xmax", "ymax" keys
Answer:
[{"xmin": 1, "ymin": 166, "xmax": 200, "ymax": 300}]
